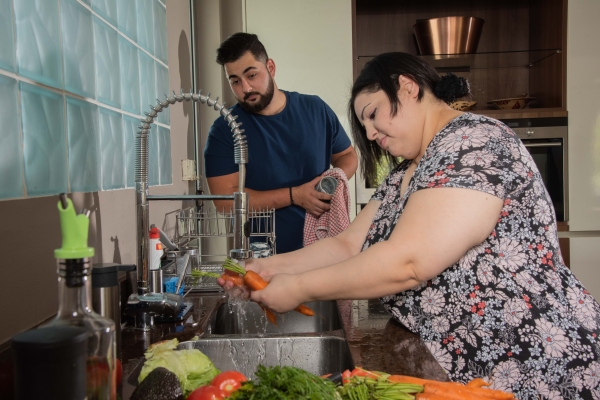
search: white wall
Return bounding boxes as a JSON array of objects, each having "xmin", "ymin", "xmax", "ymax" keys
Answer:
[{"xmin": 566, "ymin": 0, "xmax": 600, "ymax": 297}]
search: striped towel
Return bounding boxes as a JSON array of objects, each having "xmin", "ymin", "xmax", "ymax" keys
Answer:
[{"xmin": 303, "ymin": 168, "xmax": 351, "ymax": 247}]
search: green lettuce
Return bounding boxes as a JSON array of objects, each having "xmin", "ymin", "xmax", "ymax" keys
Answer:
[{"xmin": 138, "ymin": 338, "xmax": 220, "ymax": 395}]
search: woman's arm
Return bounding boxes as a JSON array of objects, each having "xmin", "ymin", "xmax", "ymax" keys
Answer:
[
  {"xmin": 251, "ymin": 187, "xmax": 504, "ymax": 312},
  {"xmin": 245, "ymin": 200, "xmax": 381, "ymax": 279}
]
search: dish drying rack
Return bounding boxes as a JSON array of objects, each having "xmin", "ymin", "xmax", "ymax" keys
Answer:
[{"xmin": 163, "ymin": 207, "xmax": 276, "ymax": 292}]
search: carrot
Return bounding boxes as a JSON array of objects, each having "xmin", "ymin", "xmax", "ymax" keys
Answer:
[
  {"xmin": 416, "ymin": 394, "xmax": 447, "ymax": 400},
  {"xmin": 221, "ymin": 273, "xmax": 245, "ymax": 287},
  {"xmin": 294, "ymin": 303, "xmax": 315, "ymax": 316},
  {"xmin": 222, "ymin": 258, "xmax": 315, "ymax": 317},
  {"xmin": 467, "ymin": 378, "xmax": 491, "ymax": 388},
  {"xmin": 243, "ymin": 270, "xmax": 268, "ymax": 290},
  {"xmin": 389, "ymin": 375, "xmax": 514, "ymax": 400},
  {"xmin": 258, "ymin": 303, "xmax": 278, "ymax": 326}
]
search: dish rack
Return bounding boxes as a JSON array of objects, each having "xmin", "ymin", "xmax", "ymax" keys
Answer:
[{"xmin": 163, "ymin": 207, "xmax": 276, "ymax": 292}]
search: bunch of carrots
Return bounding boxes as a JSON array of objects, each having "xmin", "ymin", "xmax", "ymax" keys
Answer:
[
  {"xmin": 374, "ymin": 370, "xmax": 514, "ymax": 400},
  {"xmin": 193, "ymin": 258, "xmax": 315, "ymax": 325}
]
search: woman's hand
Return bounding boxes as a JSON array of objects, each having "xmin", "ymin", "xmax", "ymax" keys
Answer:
[
  {"xmin": 250, "ymin": 273, "xmax": 305, "ymax": 313},
  {"xmin": 216, "ymin": 258, "xmax": 275, "ymax": 299}
]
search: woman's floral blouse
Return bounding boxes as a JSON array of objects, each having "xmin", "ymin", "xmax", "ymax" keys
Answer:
[{"xmin": 365, "ymin": 113, "xmax": 600, "ymax": 399}]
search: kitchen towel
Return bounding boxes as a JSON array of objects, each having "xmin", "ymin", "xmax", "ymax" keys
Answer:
[{"xmin": 303, "ymin": 168, "xmax": 351, "ymax": 247}]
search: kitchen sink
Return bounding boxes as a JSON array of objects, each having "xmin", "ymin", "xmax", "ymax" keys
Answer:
[
  {"xmin": 206, "ymin": 300, "xmax": 342, "ymax": 335},
  {"xmin": 178, "ymin": 335, "xmax": 354, "ymax": 379}
]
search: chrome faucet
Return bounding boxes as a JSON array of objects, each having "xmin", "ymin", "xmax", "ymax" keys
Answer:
[{"xmin": 125, "ymin": 90, "xmax": 253, "ymax": 331}]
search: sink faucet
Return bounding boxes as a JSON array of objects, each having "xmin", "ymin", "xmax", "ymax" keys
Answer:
[{"xmin": 125, "ymin": 90, "xmax": 253, "ymax": 331}]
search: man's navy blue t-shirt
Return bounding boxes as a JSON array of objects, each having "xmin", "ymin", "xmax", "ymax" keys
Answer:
[{"xmin": 204, "ymin": 90, "xmax": 352, "ymax": 254}]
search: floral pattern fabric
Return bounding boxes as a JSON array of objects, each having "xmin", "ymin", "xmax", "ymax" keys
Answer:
[{"xmin": 364, "ymin": 113, "xmax": 600, "ymax": 399}]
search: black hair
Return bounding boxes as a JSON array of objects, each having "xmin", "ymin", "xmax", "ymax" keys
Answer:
[
  {"xmin": 348, "ymin": 52, "xmax": 470, "ymax": 184},
  {"xmin": 216, "ymin": 32, "xmax": 269, "ymax": 66}
]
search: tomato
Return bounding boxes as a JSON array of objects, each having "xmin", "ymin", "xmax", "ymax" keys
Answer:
[
  {"xmin": 351, "ymin": 367, "xmax": 379, "ymax": 378},
  {"xmin": 87, "ymin": 357, "xmax": 110, "ymax": 392},
  {"xmin": 116, "ymin": 358, "xmax": 122, "ymax": 387},
  {"xmin": 210, "ymin": 370, "xmax": 248, "ymax": 395},
  {"xmin": 342, "ymin": 369, "xmax": 352, "ymax": 385},
  {"xmin": 187, "ymin": 385, "xmax": 226, "ymax": 400}
]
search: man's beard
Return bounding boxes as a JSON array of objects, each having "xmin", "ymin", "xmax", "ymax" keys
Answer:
[{"xmin": 238, "ymin": 75, "xmax": 275, "ymax": 113}]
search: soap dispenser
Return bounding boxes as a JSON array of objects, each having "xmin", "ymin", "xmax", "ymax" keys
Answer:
[{"xmin": 41, "ymin": 194, "xmax": 117, "ymax": 400}]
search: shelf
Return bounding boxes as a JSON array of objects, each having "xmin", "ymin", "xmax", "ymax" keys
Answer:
[
  {"xmin": 357, "ymin": 49, "xmax": 562, "ymax": 71},
  {"xmin": 472, "ymin": 108, "xmax": 567, "ymax": 120}
]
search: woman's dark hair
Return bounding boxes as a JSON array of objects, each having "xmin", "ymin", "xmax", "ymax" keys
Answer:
[
  {"xmin": 348, "ymin": 52, "xmax": 470, "ymax": 184},
  {"xmin": 216, "ymin": 32, "xmax": 269, "ymax": 66}
]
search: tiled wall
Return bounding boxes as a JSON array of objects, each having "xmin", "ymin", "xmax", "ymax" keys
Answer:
[{"xmin": 0, "ymin": 0, "xmax": 171, "ymax": 200}]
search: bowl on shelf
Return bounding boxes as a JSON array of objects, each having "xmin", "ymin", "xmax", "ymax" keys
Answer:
[
  {"xmin": 449, "ymin": 101, "xmax": 477, "ymax": 111},
  {"xmin": 487, "ymin": 96, "xmax": 536, "ymax": 110},
  {"xmin": 414, "ymin": 16, "xmax": 485, "ymax": 55}
]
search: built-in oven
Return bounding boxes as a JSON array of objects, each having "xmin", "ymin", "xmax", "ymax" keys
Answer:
[
  {"xmin": 355, "ymin": 117, "xmax": 568, "ymax": 223},
  {"xmin": 502, "ymin": 117, "xmax": 568, "ymax": 222}
]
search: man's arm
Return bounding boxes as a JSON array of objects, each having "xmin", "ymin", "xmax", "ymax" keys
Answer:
[
  {"xmin": 331, "ymin": 145, "xmax": 358, "ymax": 180},
  {"xmin": 207, "ymin": 173, "xmax": 332, "ymax": 216}
]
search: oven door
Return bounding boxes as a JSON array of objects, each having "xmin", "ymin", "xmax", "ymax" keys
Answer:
[{"xmin": 514, "ymin": 126, "xmax": 568, "ymax": 222}]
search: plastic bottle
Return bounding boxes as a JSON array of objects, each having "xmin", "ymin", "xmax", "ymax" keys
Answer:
[
  {"xmin": 149, "ymin": 227, "xmax": 164, "ymax": 270},
  {"xmin": 41, "ymin": 194, "xmax": 117, "ymax": 400}
]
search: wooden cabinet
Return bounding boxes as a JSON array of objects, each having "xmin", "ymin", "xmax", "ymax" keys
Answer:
[{"xmin": 352, "ymin": 0, "xmax": 567, "ymax": 120}]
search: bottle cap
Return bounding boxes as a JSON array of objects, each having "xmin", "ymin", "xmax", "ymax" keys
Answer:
[
  {"xmin": 150, "ymin": 227, "xmax": 160, "ymax": 239},
  {"xmin": 54, "ymin": 195, "xmax": 94, "ymax": 259}
]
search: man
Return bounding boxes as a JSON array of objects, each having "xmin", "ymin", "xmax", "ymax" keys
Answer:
[{"xmin": 204, "ymin": 32, "xmax": 358, "ymax": 253}]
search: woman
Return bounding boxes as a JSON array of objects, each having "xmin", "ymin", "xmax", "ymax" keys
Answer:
[{"xmin": 223, "ymin": 52, "xmax": 600, "ymax": 399}]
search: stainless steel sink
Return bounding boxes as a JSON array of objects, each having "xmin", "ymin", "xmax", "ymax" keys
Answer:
[
  {"xmin": 177, "ymin": 336, "xmax": 354, "ymax": 379},
  {"xmin": 206, "ymin": 300, "xmax": 342, "ymax": 335}
]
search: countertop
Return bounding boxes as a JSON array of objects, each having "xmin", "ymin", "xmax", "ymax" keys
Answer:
[{"xmin": 120, "ymin": 293, "xmax": 448, "ymax": 399}]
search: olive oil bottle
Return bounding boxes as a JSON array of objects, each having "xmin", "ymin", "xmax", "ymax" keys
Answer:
[{"xmin": 42, "ymin": 194, "xmax": 117, "ymax": 400}]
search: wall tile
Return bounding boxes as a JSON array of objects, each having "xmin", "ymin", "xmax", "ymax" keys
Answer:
[
  {"xmin": 20, "ymin": 82, "xmax": 67, "ymax": 196},
  {"xmin": 153, "ymin": 0, "xmax": 168, "ymax": 64},
  {"xmin": 123, "ymin": 114, "xmax": 139, "ymax": 188},
  {"xmin": 118, "ymin": 36, "xmax": 140, "ymax": 114},
  {"xmin": 98, "ymin": 107, "xmax": 124, "ymax": 189},
  {"xmin": 155, "ymin": 62, "xmax": 170, "ymax": 125},
  {"xmin": 0, "ymin": 76, "xmax": 23, "ymax": 199},
  {"xmin": 0, "ymin": 0, "xmax": 16, "ymax": 72},
  {"xmin": 14, "ymin": 0, "xmax": 63, "ymax": 89},
  {"xmin": 148, "ymin": 124, "xmax": 159, "ymax": 186},
  {"xmin": 117, "ymin": 0, "xmax": 136, "ymax": 41},
  {"xmin": 66, "ymin": 97, "xmax": 99, "ymax": 193},
  {"xmin": 94, "ymin": 16, "xmax": 120, "ymax": 107},
  {"xmin": 136, "ymin": 0, "xmax": 154, "ymax": 55},
  {"xmin": 61, "ymin": 0, "xmax": 95, "ymax": 98},
  {"xmin": 158, "ymin": 126, "xmax": 172, "ymax": 185},
  {"xmin": 92, "ymin": 0, "xmax": 118, "ymax": 27},
  {"xmin": 139, "ymin": 50, "xmax": 156, "ymax": 116}
]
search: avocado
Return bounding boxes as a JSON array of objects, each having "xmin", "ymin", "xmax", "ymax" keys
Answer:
[{"xmin": 130, "ymin": 367, "xmax": 184, "ymax": 400}]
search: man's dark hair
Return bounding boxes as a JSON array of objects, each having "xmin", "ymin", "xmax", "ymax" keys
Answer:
[{"xmin": 216, "ymin": 32, "xmax": 269, "ymax": 66}]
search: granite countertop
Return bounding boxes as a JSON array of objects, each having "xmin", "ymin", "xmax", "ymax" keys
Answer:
[{"xmin": 120, "ymin": 293, "xmax": 448, "ymax": 399}]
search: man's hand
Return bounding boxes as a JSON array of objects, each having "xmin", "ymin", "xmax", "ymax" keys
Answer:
[{"xmin": 293, "ymin": 176, "xmax": 332, "ymax": 217}]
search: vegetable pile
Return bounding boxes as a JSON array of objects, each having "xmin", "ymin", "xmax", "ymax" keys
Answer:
[
  {"xmin": 228, "ymin": 365, "xmax": 339, "ymax": 400},
  {"xmin": 338, "ymin": 368, "xmax": 516, "ymax": 400}
]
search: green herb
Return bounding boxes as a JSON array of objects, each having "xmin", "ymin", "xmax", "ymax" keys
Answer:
[
  {"xmin": 229, "ymin": 365, "xmax": 338, "ymax": 400},
  {"xmin": 337, "ymin": 376, "xmax": 423, "ymax": 400},
  {"xmin": 222, "ymin": 258, "xmax": 247, "ymax": 275},
  {"xmin": 190, "ymin": 270, "xmax": 221, "ymax": 279}
]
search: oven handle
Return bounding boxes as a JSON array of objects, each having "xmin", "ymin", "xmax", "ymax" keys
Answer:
[{"xmin": 523, "ymin": 142, "xmax": 562, "ymax": 148}]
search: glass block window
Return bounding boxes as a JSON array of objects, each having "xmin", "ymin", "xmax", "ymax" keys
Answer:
[{"xmin": 0, "ymin": 0, "xmax": 170, "ymax": 200}]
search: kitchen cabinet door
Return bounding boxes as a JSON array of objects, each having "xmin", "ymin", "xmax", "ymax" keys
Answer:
[
  {"xmin": 569, "ymin": 236, "xmax": 600, "ymax": 299},
  {"xmin": 567, "ymin": 0, "xmax": 600, "ymax": 231}
]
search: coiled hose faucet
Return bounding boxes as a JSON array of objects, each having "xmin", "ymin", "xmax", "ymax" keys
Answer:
[{"xmin": 126, "ymin": 90, "xmax": 253, "ymax": 331}]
